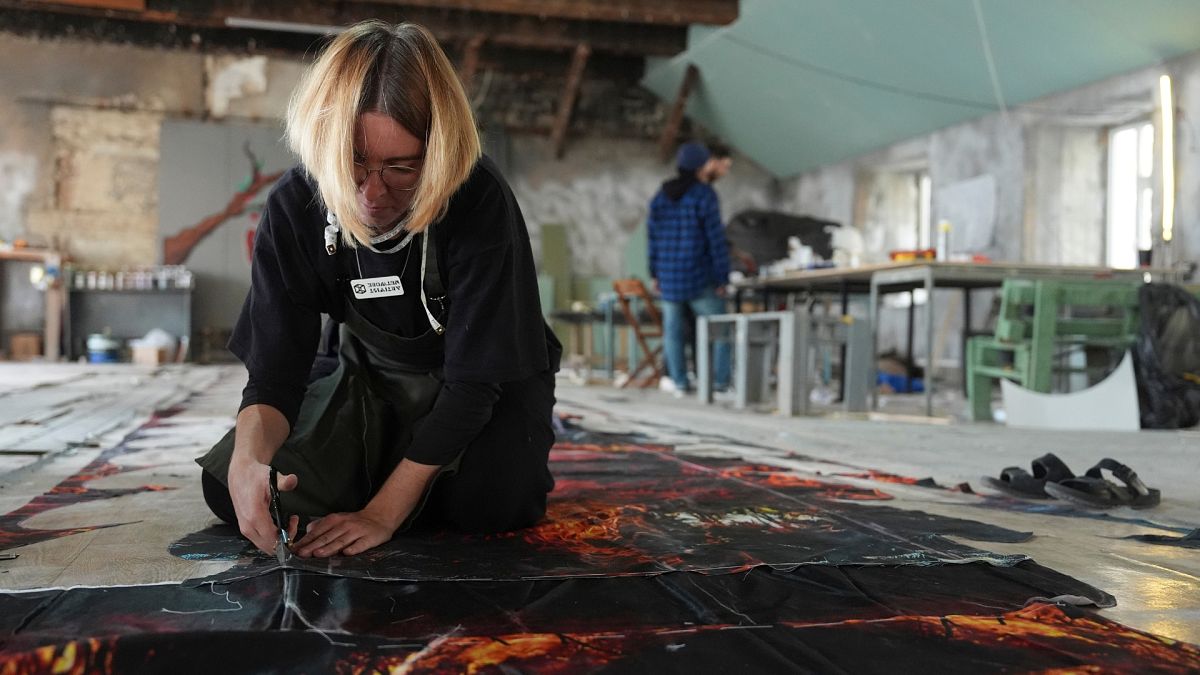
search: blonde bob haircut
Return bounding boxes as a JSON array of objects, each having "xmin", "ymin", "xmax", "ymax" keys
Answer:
[{"xmin": 286, "ymin": 21, "xmax": 481, "ymax": 247}]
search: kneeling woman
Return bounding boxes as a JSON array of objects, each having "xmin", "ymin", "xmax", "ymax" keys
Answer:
[{"xmin": 197, "ymin": 21, "xmax": 560, "ymax": 558}]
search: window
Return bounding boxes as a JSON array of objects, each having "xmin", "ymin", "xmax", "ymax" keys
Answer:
[
  {"xmin": 1106, "ymin": 122, "xmax": 1154, "ymax": 269},
  {"xmin": 884, "ymin": 170, "xmax": 932, "ymax": 308}
]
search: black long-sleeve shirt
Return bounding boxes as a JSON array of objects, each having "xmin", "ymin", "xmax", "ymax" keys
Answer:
[{"xmin": 230, "ymin": 156, "xmax": 558, "ymax": 465}]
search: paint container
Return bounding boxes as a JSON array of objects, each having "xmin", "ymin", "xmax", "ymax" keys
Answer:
[
  {"xmin": 86, "ymin": 333, "xmax": 122, "ymax": 363},
  {"xmin": 936, "ymin": 220, "xmax": 952, "ymax": 262}
]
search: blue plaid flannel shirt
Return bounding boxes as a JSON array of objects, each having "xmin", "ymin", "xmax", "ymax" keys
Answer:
[{"xmin": 647, "ymin": 182, "xmax": 730, "ymax": 302}]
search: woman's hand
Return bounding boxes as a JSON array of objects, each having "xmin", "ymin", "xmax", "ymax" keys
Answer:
[
  {"xmin": 294, "ymin": 506, "xmax": 398, "ymax": 558},
  {"xmin": 292, "ymin": 458, "xmax": 438, "ymax": 558},
  {"xmin": 227, "ymin": 458, "xmax": 299, "ymax": 555},
  {"xmin": 228, "ymin": 404, "xmax": 296, "ymax": 555}
]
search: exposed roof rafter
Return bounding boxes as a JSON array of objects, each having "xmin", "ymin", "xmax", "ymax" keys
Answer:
[
  {"xmin": 3, "ymin": 0, "xmax": 722, "ymax": 56},
  {"xmin": 341, "ymin": 0, "xmax": 738, "ymax": 27}
]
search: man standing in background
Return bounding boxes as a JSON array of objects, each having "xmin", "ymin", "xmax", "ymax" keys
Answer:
[
  {"xmin": 647, "ymin": 141, "xmax": 732, "ymax": 396},
  {"xmin": 702, "ymin": 142, "xmax": 733, "ymax": 183},
  {"xmin": 702, "ymin": 143, "xmax": 756, "ymax": 275}
]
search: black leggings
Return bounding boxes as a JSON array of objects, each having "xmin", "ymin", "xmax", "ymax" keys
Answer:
[{"xmin": 201, "ymin": 370, "xmax": 556, "ymax": 536}]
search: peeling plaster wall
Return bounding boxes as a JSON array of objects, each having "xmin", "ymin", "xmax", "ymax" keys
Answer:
[
  {"xmin": 1170, "ymin": 51, "xmax": 1200, "ymax": 264},
  {"xmin": 858, "ymin": 171, "xmax": 920, "ymax": 261},
  {"xmin": 927, "ymin": 114, "xmax": 1025, "ymax": 262},
  {"xmin": 9, "ymin": 30, "xmax": 1196, "ymax": 370},
  {"xmin": 26, "ymin": 107, "xmax": 163, "ymax": 267},
  {"xmin": 0, "ymin": 31, "xmax": 684, "ymax": 281},
  {"xmin": 205, "ymin": 55, "xmax": 268, "ymax": 119},
  {"xmin": 773, "ymin": 48, "xmax": 1200, "ymax": 369},
  {"xmin": 0, "ymin": 32, "xmax": 204, "ymax": 266},
  {"xmin": 208, "ymin": 56, "xmax": 305, "ymax": 121},
  {"xmin": 0, "ymin": 37, "xmax": 303, "ymax": 271},
  {"xmin": 775, "ymin": 161, "xmax": 855, "ymax": 226},
  {"xmin": 778, "ymin": 48, "xmax": 1200, "ymax": 271},
  {"xmin": 507, "ymin": 134, "xmax": 778, "ymax": 280},
  {"xmin": 0, "ymin": 152, "xmax": 36, "ymax": 241},
  {"xmin": 1026, "ymin": 125, "xmax": 1105, "ymax": 266}
]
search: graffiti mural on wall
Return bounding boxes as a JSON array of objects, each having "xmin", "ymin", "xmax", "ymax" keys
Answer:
[{"xmin": 161, "ymin": 143, "xmax": 282, "ymax": 266}]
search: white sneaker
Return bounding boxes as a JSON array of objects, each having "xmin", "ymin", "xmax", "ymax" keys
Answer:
[{"xmin": 658, "ymin": 377, "xmax": 688, "ymax": 398}]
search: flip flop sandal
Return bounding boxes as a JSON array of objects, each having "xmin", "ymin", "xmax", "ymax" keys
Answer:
[
  {"xmin": 981, "ymin": 467, "xmax": 1051, "ymax": 499},
  {"xmin": 1043, "ymin": 458, "xmax": 1161, "ymax": 509},
  {"xmin": 980, "ymin": 453, "xmax": 1074, "ymax": 499}
]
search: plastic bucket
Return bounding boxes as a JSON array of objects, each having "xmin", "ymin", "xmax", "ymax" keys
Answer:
[{"xmin": 86, "ymin": 334, "xmax": 122, "ymax": 363}]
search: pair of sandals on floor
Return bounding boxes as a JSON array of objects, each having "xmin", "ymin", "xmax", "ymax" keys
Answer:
[{"xmin": 982, "ymin": 453, "xmax": 1160, "ymax": 509}]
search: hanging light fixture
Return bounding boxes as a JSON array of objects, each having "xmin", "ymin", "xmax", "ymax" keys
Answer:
[{"xmin": 1159, "ymin": 74, "xmax": 1175, "ymax": 244}]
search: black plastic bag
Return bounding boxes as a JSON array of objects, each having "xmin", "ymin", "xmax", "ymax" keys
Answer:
[{"xmin": 1133, "ymin": 283, "xmax": 1200, "ymax": 429}]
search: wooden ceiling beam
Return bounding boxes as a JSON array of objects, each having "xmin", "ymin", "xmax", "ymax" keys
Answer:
[
  {"xmin": 330, "ymin": 3, "xmax": 685, "ymax": 56},
  {"xmin": 459, "ymin": 34, "xmax": 486, "ymax": 92},
  {"xmin": 658, "ymin": 63, "xmax": 700, "ymax": 162},
  {"xmin": 341, "ymin": 0, "xmax": 738, "ymax": 27},
  {"xmin": 25, "ymin": 0, "xmax": 144, "ymax": 9},
  {"xmin": 11, "ymin": 0, "xmax": 689, "ymax": 56},
  {"xmin": 466, "ymin": 45, "xmax": 643, "ymax": 81},
  {"xmin": 550, "ymin": 42, "xmax": 589, "ymax": 159}
]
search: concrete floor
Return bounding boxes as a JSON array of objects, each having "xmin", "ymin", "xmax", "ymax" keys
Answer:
[{"xmin": 0, "ymin": 364, "xmax": 1196, "ymax": 648}]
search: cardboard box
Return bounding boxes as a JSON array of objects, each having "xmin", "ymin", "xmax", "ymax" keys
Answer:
[
  {"xmin": 9, "ymin": 333, "xmax": 42, "ymax": 361},
  {"xmin": 132, "ymin": 345, "xmax": 171, "ymax": 366}
]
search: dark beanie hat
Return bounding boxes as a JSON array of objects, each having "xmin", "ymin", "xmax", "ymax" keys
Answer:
[{"xmin": 675, "ymin": 142, "xmax": 711, "ymax": 172}]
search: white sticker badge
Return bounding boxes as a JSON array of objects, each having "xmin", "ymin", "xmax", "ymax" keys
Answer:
[{"xmin": 350, "ymin": 275, "xmax": 404, "ymax": 300}]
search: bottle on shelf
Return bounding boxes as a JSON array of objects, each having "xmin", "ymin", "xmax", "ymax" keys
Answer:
[{"xmin": 936, "ymin": 220, "xmax": 952, "ymax": 262}]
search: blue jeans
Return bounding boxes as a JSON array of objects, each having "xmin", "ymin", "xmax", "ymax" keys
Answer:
[{"xmin": 662, "ymin": 288, "xmax": 731, "ymax": 391}]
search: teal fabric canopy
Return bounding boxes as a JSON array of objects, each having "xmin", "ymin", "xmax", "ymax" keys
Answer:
[{"xmin": 642, "ymin": 0, "xmax": 1200, "ymax": 177}]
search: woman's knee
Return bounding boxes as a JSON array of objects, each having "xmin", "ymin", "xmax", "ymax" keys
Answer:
[
  {"xmin": 442, "ymin": 485, "xmax": 548, "ymax": 534},
  {"xmin": 201, "ymin": 470, "xmax": 238, "ymax": 526}
]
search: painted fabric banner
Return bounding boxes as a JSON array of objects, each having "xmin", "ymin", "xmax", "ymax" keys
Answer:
[
  {"xmin": 2, "ymin": 406, "xmax": 1197, "ymax": 673},
  {"xmin": 176, "ymin": 443, "xmax": 1036, "ymax": 585},
  {"xmin": 1, "ymin": 566, "xmax": 1195, "ymax": 673}
]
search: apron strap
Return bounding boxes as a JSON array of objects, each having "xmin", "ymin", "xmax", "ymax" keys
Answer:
[{"xmin": 420, "ymin": 228, "xmax": 446, "ymax": 335}]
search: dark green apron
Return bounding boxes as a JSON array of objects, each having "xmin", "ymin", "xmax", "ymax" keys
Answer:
[{"xmin": 197, "ymin": 230, "xmax": 457, "ymax": 524}]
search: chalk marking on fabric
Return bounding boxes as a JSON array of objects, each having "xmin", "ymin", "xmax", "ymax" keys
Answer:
[{"xmin": 161, "ymin": 582, "xmax": 244, "ymax": 614}]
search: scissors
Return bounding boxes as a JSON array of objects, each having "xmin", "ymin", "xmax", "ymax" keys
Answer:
[{"xmin": 268, "ymin": 466, "xmax": 290, "ymax": 565}]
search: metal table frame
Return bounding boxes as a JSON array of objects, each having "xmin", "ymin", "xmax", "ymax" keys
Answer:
[
  {"xmin": 695, "ymin": 307, "xmax": 872, "ymax": 416},
  {"xmin": 697, "ymin": 310, "xmax": 797, "ymax": 413},
  {"xmin": 737, "ymin": 261, "xmax": 1179, "ymax": 416}
]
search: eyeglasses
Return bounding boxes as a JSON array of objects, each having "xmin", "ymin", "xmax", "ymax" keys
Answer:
[{"xmin": 353, "ymin": 161, "xmax": 421, "ymax": 191}]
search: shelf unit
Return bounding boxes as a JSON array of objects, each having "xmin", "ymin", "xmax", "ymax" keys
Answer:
[{"xmin": 64, "ymin": 287, "xmax": 192, "ymax": 361}]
